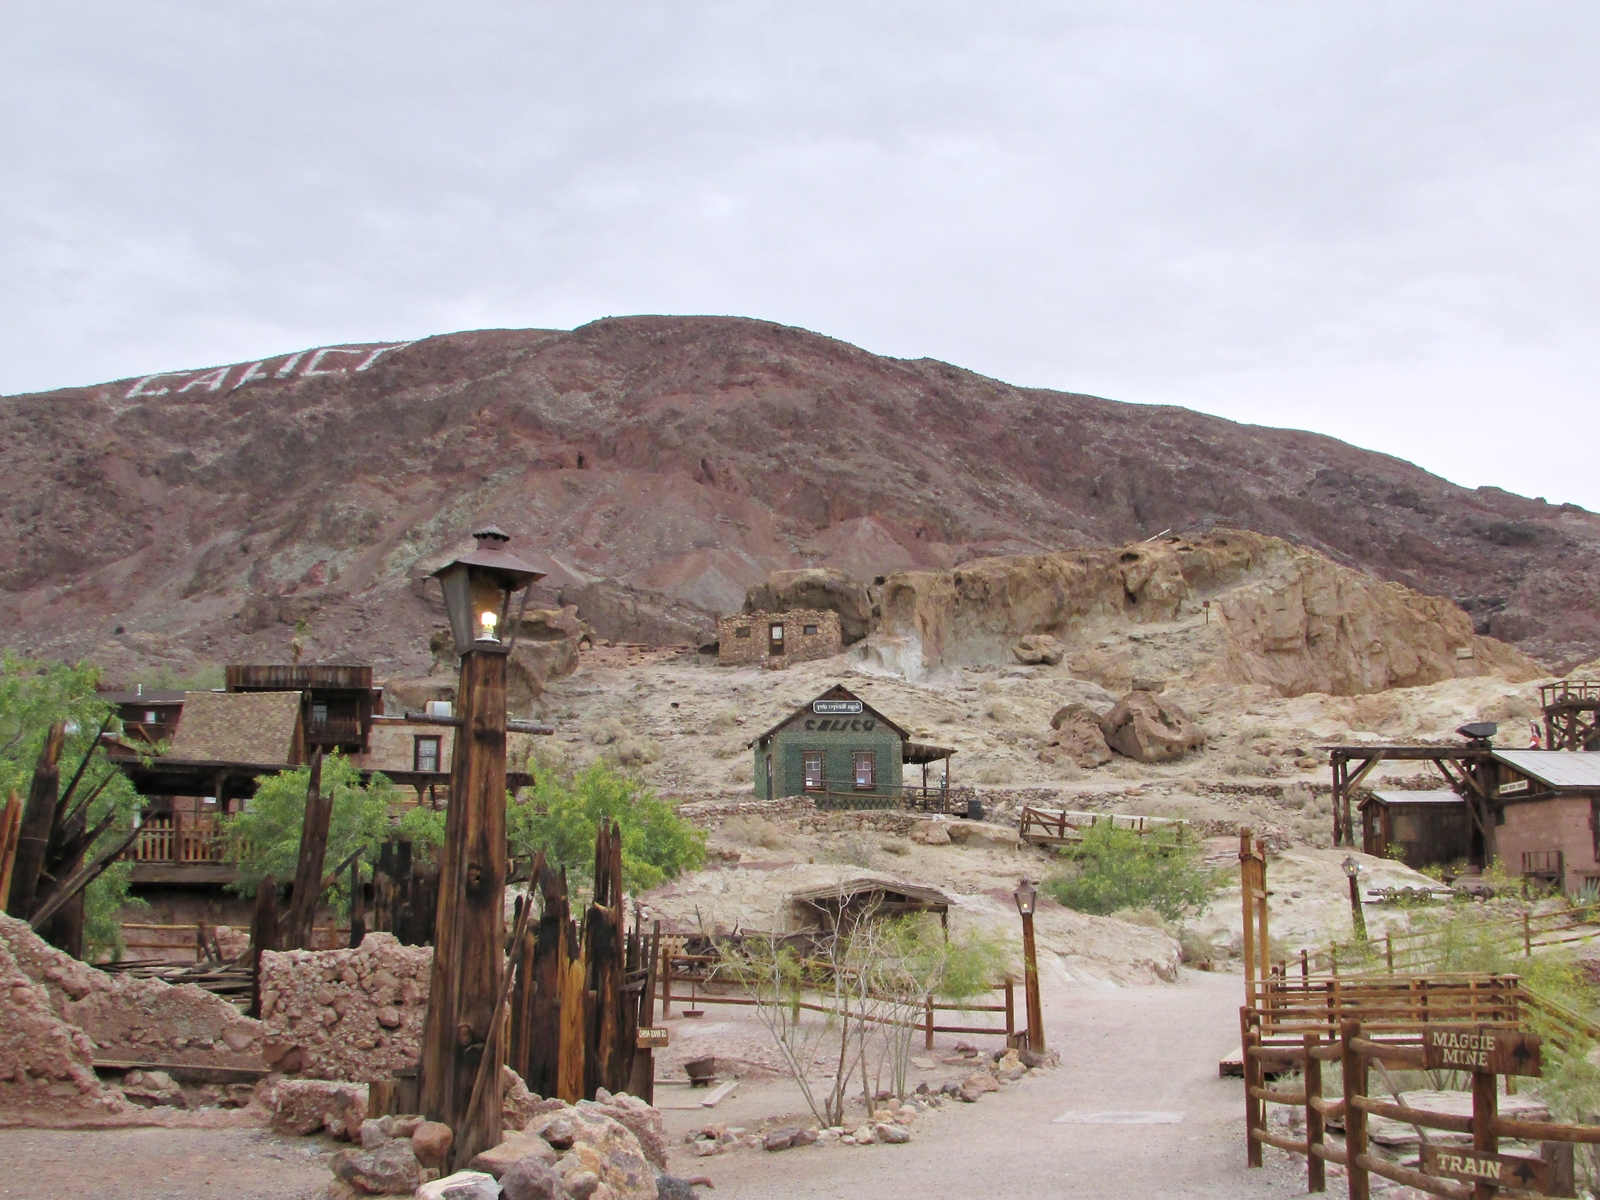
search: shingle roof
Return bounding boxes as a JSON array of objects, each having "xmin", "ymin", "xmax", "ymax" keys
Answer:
[{"xmin": 168, "ymin": 690, "xmax": 302, "ymax": 764}]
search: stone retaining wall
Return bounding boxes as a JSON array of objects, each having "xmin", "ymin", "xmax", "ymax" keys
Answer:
[{"xmin": 258, "ymin": 933, "xmax": 431, "ymax": 1082}]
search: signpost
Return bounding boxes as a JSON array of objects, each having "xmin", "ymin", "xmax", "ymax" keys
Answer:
[
  {"xmin": 636, "ymin": 1028, "xmax": 669, "ymax": 1050},
  {"xmin": 812, "ymin": 699, "xmax": 864, "ymax": 715},
  {"xmin": 1423, "ymin": 1025, "xmax": 1542, "ymax": 1077},
  {"xmin": 1421, "ymin": 1147, "xmax": 1549, "ymax": 1193}
]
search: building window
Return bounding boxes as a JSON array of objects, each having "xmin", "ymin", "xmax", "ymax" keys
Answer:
[
  {"xmin": 803, "ymin": 624, "xmax": 818, "ymax": 635},
  {"xmin": 311, "ymin": 702, "xmax": 329, "ymax": 727},
  {"xmin": 144, "ymin": 710, "xmax": 157, "ymax": 724},
  {"xmin": 735, "ymin": 627, "xmax": 751, "ymax": 638},
  {"xmin": 803, "ymin": 752, "xmax": 825, "ymax": 791},
  {"xmin": 854, "ymin": 751, "xmax": 876, "ymax": 790},
  {"xmin": 414, "ymin": 736, "xmax": 442, "ymax": 773}
]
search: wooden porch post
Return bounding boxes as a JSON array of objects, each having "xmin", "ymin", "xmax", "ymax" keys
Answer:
[{"xmin": 420, "ymin": 645, "xmax": 508, "ymax": 1169}]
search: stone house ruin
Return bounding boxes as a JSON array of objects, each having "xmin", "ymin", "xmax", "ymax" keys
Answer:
[{"xmin": 717, "ymin": 608, "xmax": 841, "ymax": 667}]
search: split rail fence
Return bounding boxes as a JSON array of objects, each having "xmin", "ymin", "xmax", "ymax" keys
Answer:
[
  {"xmin": 657, "ymin": 949, "xmax": 1024, "ymax": 1048},
  {"xmin": 1243, "ymin": 1017, "xmax": 1591, "ymax": 1199},
  {"xmin": 1018, "ymin": 806, "xmax": 1189, "ymax": 848}
]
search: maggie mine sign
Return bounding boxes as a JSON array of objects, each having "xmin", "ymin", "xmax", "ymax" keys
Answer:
[
  {"xmin": 1421, "ymin": 1147, "xmax": 1550, "ymax": 1193},
  {"xmin": 1422, "ymin": 1025, "xmax": 1542, "ymax": 1076}
]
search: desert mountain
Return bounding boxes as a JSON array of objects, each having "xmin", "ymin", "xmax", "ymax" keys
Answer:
[{"xmin": 3, "ymin": 315, "xmax": 1597, "ymax": 681}]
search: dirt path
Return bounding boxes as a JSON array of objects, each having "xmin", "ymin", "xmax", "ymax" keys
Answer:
[
  {"xmin": 0, "ymin": 1125, "xmax": 332, "ymax": 1200},
  {"xmin": 667, "ymin": 969, "xmax": 1307, "ymax": 1200}
]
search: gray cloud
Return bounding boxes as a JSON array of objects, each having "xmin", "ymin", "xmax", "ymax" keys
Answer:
[{"xmin": 4, "ymin": 2, "xmax": 1598, "ymax": 503}]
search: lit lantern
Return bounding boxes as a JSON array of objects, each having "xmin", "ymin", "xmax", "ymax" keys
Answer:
[
  {"xmin": 1013, "ymin": 879, "xmax": 1038, "ymax": 916},
  {"xmin": 432, "ymin": 525, "xmax": 546, "ymax": 655}
]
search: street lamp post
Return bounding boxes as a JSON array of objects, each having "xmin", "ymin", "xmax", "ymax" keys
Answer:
[
  {"xmin": 1342, "ymin": 855, "xmax": 1369, "ymax": 944},
  {"xmin": 419, "ymin": 526, "xmax": 543, "ymax": 1170},
  {"xmin": 1013, "ymin": 879, "xmax": 1045, "ymax": 1053}
]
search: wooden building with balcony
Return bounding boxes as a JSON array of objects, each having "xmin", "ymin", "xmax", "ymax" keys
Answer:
[{"xmin": 225, "ymin": 663, "xmax": 378, "ymax": 754}]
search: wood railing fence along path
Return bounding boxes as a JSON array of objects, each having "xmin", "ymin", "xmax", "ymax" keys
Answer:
[{"xmin": 1018, "ymin": 806, "xmax": 1189, "ymax": 848}]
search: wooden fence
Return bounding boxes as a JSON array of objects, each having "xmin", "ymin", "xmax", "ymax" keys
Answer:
[
  {"xmin": 1244, "ymin": 1018, "xmax": 1590, "ymax": 1198},
  {"xmin": 1019, "ymin": 806, "xmax": 1189, "ymax": 848},
  {"xmin": 657, "ymin": 949, "xmax": 1022, "ymax": 1047}
]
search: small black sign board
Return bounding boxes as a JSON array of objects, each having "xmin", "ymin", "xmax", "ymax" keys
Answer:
[
  {"xmin": 1422, "ymin": 1025, "xmax": 1542, "ymax": 1077},
  {"xmin": 1421, "ymin": 1146, "xmax": 1549, "ymax": 1194}
]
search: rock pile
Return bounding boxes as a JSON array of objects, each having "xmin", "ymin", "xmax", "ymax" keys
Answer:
[
  {"xmin": 0, "ymin": 912, "xmax": 269, "ymax": 1122},
  {"xmin": 304, "ymin": 1088, "xmax": 670, "ymax": 1200},
  {"xmin": 258, "ymin": 933, "xmax": 431, "ymax": 1080},
  {"xmin": 1037, "ymin": 689, "xmax": 1203, "ymax": 767}
]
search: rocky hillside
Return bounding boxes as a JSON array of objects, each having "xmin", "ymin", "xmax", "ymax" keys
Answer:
[{"xmin": 4, "ymin": 316, "xmax": 1598, "ymax": 681}]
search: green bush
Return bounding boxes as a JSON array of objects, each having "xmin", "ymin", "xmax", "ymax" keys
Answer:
[
  {"xmin": 1043, "ymin": 823, "xmax": 1217, "ymax": 922},
  {"xmin": 507, "ymin": 755, "xmax": 704, "ymax": 893},
  {"xmin": 222, "ymin": 753, "xmax": 399, "ymax": 900}
]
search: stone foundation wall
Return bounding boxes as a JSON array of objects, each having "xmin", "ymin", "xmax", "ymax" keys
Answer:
[{"xmin": 258, "ymin": 933, "xmax": 431, "ymax": 1081}]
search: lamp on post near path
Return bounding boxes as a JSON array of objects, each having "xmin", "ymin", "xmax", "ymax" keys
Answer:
[
  {"xmin": 1342, "ymin": 855, "xmax": 1369, "ymax": 945},
  {"xmin": 419, "ymin": 525, "xmax": 544, "ymax": 1171},
  {"xmin": 1013, "ymin": 879, "xmax": 1045, "ymax": 1053}
]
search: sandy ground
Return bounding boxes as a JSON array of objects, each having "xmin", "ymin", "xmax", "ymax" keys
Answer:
[
  {"xmin": 0, "ymin": 1125, "xmax": 334, "ymax": 1200},
  {"xmin": 657, "ymin": 968, "xmax": 1306, "ymax": 1200}
]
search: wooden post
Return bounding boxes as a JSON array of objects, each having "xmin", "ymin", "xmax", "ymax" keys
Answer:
[
  {"xmin": 924, "ymin": 994, "xmax": 935, "ymax": 1051},
  {"xmin": 660, "ymin": 939, "xmax": 672, "ymax": 1018},
  {"xmin": 420, "ymin": 647, "xmax": 508, "ymax": 1169},
  {"xmin": 6, "ymin": 724, "xmax": 65, "ymax": 918},
  {"xmin": 1471, "ymin": 1068, "xmax": 1498, "ymax": 1200},
  {"xmin": 1304, "ymin": 1032, "xmax": 1325, "ymax": 1193},
  {"xmin": 0, "ymin": 793, "xmax": 22, "ymax": 913},
  {"xmin": 1020, "ymin": 908, "xmax": 1044, "ymax": 1053},
  {"xmin": 1004, "ymin": 978, "xmax": 1015, "ymax": 1044},
  {"xmin": 1386, "ymin": 932, "xmax": 1394, "ymax": 972},
  {"xmin": 1524, "ymin": 911, "xmax": 1533, "ymax": 958},
  {"xmin": 1241, "ymin": 1008, "xmax": 1262, "ymax": 1167},
  {"xmin": 249, "ymin": 875, "xmax": 280, "ymax": 1019},
  {"xmin": 284, "ymin": 748, "xmax": 328, "ymax": 950},
  {"xmin": 1341, "ymin": 1019, "xmax": 1369, "ymax": 1200},
  {"xmin": 349, "ymin": 854, "xmax": 366, "ymax": 949}
]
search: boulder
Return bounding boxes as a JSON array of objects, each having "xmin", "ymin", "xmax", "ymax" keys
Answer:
[
  {"xmin": 1098, "ymin": 691, "xmax": 1204, "ymax": 763},
  {"xmin": 528, "ymin": 1108, "xmax": 655, "ymax": 1200},
  {"xmin": 656, "ymin": 1176, "xmax": 713, "ymax": 1200},
  {"xmin": 412, "ymin": 1120, "xmax": 456, "ymax": 1169},
  {"xmin": 500, "ymin": 1158, "xmax": 564, "ymax": 1200},
  {"xmin": 1012, "ymin": 634, "xmax": 1065, "ymax": 665},
  {"xmin": 582, "ymin": 1095, "xmax": 669, "ymax": 1170},
  {"xmin": 358, "ymin": 1118, "xmax": 392, "ymax": 1149},
  {"xmin": 502, "ymin": 1065, "xmax": 542, "ymax": 1130},
  {"xmin": 1041, "ymin": 704, "xmax": 1113, "ymax": 768},
  {"xmin": 943, "ymin": 821, "xmax": 1019, "ymax": 850},
  {"xmin": 270, "ymin": 1079, "xmax": 369, "ymax": 1138},
  {"xmin": 565, "ymin": 1171, "xmax": 601, "ymax": 1199},
  {"xmin": 330, "ymin": 1139, "xmax": 423, "ymax": 1195},
  {"xmin": 470, "ymin": 1133, "xmax": 556, "ymax": 1179},
  {"xmin": 121, "ymin": 1069, "xmax": 184, "ymax": 1108},
  {"xmin": 959, "ymin": 1071, "xmax": 1000, "ymax": 1104},
  {"xmin": 419, "ymin": 1170, "xmax": 503, "ymax": 1200},
  {"xmin": 875, "ymin": 1124, "xmax": 911, "ymax": 1144},
  {"xmin": 745, "ymin": 569, "xmax": 875, "ymax": 644},
  {"xmin": 762, "ymin": 1125, "xmax": 800, "ymax": 1151},
  {"xmin": 908, "ymin": 821, "xmax": 951, "ymax": 846}
]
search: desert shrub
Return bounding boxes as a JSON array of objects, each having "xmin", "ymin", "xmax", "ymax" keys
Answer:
[
  {"xmin": 819, "ymin": 834, "xmax": 876, "ymax": 868},
  {"xmin": 507, "ymin": 754, "xmax": 704, "ymax": 892},
  {"xmin": 587, "ymin": 717, "xmax": 626, "ymax": 746},
  {"xmin": 614, "ymin": 736, "xmax": 661, "ymax": 766},
  {"xmin": 726, "ymin": 760, "xmax": 753, "ymax": 784},
  {"xmin": 1045, "ymin": 823, "xmax": 1218, "ymax": 922},
  {"xmin": 720, "ymin": 816, "xmax": 787, "ymax": 850},
  {"xmin": 976, "ymin": 762, "xmax": 1014, "ymax": 784}
]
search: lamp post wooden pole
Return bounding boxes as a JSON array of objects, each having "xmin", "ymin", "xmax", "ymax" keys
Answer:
[
  {"xmin": 420, "ymin": 645, "xmax": 508, "ymax": 1170},
  {"xmin": 1021, "ymin": 909, "xmax": 1045, "ymax": 1053}
]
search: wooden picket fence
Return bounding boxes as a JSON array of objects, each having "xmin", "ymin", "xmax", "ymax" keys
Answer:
[{"xmin": 1244, "ymin": 1016, "xmax": 1595, "ymax": 1198}]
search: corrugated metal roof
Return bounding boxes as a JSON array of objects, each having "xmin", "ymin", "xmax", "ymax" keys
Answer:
[
  {"xmin": 1491, "ymin": 750, "xmax": 1600, "ymax": 789},
  {"xmin": 1367, "ymin": 790, "xmax": 1464, "ymax": 806}
]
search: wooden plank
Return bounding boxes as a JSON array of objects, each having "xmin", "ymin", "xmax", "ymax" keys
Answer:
[
  {"xmin": 6, "ymin": 724, "xmax": 64, "ymax": 917},
  {"xmin": 1422, "ymin": 1026, "xmax": 1542, "ymax": 1077},
  {"xmin": 699, "ymin": 1080, "xmax": 737, "ymax": 1107},
  {"xmin": 1421, "ymin": 1146, "xmax": 1549, "ymax": 1194}
]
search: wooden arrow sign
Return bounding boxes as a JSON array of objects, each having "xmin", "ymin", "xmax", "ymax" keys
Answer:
[
  {"xmin": 1422, "ymin": 1146, "xmax": 1549, "ymax": 1193},
  {"xmin": 1422, "ymin": 1024, "xmax": 1542, "ymax": 1077}
]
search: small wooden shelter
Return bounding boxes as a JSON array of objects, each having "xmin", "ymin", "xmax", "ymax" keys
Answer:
[
  {"xmin": 787, "ymin": 875, "xmax": 952, "ymax": 937},
  {"xmin": 1358, "ymin": 790, "xmax": 1472, "ymax": 870}
]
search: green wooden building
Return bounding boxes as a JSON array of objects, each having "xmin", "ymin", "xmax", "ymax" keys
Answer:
[{"xmin": 749, "ymin": 684, "xmax": 954, "ymax": 808}]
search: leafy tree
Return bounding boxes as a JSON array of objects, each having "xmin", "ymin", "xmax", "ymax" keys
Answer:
[
  {"xmin": 1044, "ymin": 822, "xmax": 1218, "ymax": 922},
  {"xmin": 0, "ymin": 654, "xmax": 145, "ymax": 959},
  {"xmin": 507, "ymin": 755, "xmax": 704, "ymax": 893},
  {"xmin": 222, "ymin": 753, "xmax": 399, "ymax": 901}
]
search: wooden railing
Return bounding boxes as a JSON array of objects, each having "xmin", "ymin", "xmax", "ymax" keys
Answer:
[
  {"xmin": 1246, "ymin": 973, "xmax": 1525, "ymax": 1052},
  {"xmin": 658, "ymin": 950, "xmax": 1022, "ymax": 1046},
  {"xmin": 124, "ymin": 816, "xmax": 235, "ymax": 865},
  {"xmin": 805, "ymin": 782, "xmax": 973, "ymax": 815},
  {"xmin": 1244, "ymin": 1018, "xmax": 1589, "ymax": 1198},
  {"xmin": 1019, "ymin": 806, "xmax": 1189, "ymax": 847}
]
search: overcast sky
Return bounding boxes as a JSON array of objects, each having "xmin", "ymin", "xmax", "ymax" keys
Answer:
[{"xmin": 5, "ymin": 3, "xmax": 1598, "ymax": 506}]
